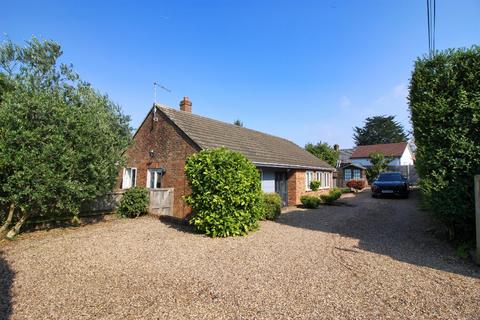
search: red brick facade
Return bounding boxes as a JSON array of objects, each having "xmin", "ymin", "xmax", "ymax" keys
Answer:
[
  {"xmin": 116, "ymin": 109, "xmax": 199, "ymax": 219},
  {"xmin": 287, "ymin": 170, "xmax": 331, "ymax": 206}
]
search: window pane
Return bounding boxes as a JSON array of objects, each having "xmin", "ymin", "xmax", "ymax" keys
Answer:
[
  {"xmin": 155, "ymin": 172, "xmax": 162, "ymax": 188},
  {"xmin": 131, "ymin": 169, "xmax": 136, "ymax": 187}
]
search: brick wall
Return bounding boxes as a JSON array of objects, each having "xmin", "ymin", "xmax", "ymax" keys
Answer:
[
  {"xmin": 287, "ymin": 169, "xmax": 333, "ymax": 206},
  {"xmin": 116, "ymin": 108, "xmax": 199, "ymax": 219}
]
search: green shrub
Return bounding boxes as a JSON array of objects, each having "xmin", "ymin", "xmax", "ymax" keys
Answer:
[
  {"xmin": 320, "ymin": 188, "xmax": 342, "ymax": 204},
  {"xmin": 117, "ymin": 187, "xmax": 149, "ymax": 218},
  {"xmin": 340, "ymin": 188, "xmax": 353, "ymax": 194},
  {"xmin": 185, "ymin": 147, "xmax": 264, "ymax": 237},
  {"xmin": 409, "ymin": 46, "xmax": 480, "ymax": 241},
  {"xmin": 261, "ymin": 192, "xmax": 282, "ymax": 220},
  {"xmin": 300, "ymin": 195, "xmax": 321, "ymax": 209},
  {"xmin": 310, "ymin": 180, "xmax": 321, "ymax": 191}
]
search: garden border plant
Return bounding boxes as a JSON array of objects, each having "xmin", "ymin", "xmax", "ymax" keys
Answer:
[{"xmin": 185, "ymin": 147, "xmax": 264, "ymax": 237}]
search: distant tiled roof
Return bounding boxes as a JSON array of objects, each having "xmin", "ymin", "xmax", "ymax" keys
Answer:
[
  {"xmin": 156, "ymin": 105, "xmax": 334, "ymax": 170},
  {"xmin": 350, "ymin": 142, "xmax": 408, "ymax": 158},
  {"xmin": 339, "ymin": 148, "xmax": 354, "ymax": 163}
]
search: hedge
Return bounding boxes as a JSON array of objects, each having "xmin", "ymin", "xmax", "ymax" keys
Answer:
[
  {"xmin": 320, "ymin": 188, "xmax": 342, "ymax": 204},
  {"xmin": 409, "ymin": 46, "xmax": 480, "ymax": 241}
]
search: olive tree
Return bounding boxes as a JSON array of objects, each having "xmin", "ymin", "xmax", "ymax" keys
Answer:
[{"xmin": 0, "ymin": 37, "xmax": 131, "ymax": 238}]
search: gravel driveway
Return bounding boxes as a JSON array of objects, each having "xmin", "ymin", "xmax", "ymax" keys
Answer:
[{"xmin": 1, "ymin": 191, "xmax": 479, "ymax": 319}]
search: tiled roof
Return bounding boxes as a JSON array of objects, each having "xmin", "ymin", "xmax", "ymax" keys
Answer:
[
  {"xmin": 156, "ymin": 105, "xmax": 334, "ymax": 170},
  {"xmin": 350, "ymin": 142, "xmax": 408, "ymax": 158}
]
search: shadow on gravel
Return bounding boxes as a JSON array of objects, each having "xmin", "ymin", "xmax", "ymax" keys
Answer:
[
  {"xmin": 0, "ymin": 253, "xmax": 14, "ymax": 320},
  {"xmin": 276, "ymin": 190, "xmax": 480, "ymax": 278}
]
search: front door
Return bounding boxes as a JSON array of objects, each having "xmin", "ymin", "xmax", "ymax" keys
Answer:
[{"xmin": 275, "ymin": 172, "xmax": 288, "ymax": 207}]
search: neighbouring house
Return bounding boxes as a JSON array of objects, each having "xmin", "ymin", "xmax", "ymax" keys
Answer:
[
  {"xmin": 118, "ymin": 97, "xmax": 335, "ymax": 219},
  {"xmin": 350, "ymin": 142, "xmax": 414, "ymax": 167},
  {"xmin": 336, "ymin": 142, "xmax": 417, "ymax": 185}
]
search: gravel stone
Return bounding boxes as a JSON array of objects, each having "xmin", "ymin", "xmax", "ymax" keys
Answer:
[{"xmin": 1, "ymin": 191, "xmax": 479, "ymax": 319}]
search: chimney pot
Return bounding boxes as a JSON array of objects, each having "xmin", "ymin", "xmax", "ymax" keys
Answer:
[{"xmin": 179, "ymin": 96, "xmax": 192, "ymax": 113}]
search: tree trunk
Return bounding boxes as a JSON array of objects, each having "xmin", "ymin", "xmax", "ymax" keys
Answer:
[
  {"xmin": 6, "ymin": 211, "xmax": 29, "ymax": 239},
  {"xmin": 0, "ymin": 204, "xmax": 15, "ymax": 237}
]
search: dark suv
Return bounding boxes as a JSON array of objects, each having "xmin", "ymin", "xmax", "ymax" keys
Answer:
[{"xmin": 371, "ymin": 172, "xmax": 409, "ymax": 198}]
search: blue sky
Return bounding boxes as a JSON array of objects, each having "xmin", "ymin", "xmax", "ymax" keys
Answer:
[{"xmin": 2, "ymin": 1, "xmax": 479, "ymax": 148}]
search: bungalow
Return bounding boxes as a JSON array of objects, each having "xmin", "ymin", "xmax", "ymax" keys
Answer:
[
  {"xmin": 117, "ymin": 97, "xmax": 335, "ymax": 219},
  {"xmin": 350, "ymin": 142, "xmax": 414, "ymax": 167}
]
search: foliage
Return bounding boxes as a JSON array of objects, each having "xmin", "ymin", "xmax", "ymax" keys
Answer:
[
  {"xmin": 185, "ymin": 147, "xmax": 264, "ymax": 237},
  {"xmin": 346, "ymin": 179, "xmax": 366, "ymax": 191},
  {"xmin": 300, "ymin": 195, "xmax": 321, "ymax": 209},
  {"xmin": 320, "ymin": 188, "xmax": 342, "ymax": 204},
  {"xmin": 305, "ymin": 142, "xmax": 339, "ymax": 167},
  {"xmin": 340, "ymin": 188, "xmax": 353, "ymax": 194},
  {"xmin": 0, "ymin": 37, "xmax": 131, "ymax": 237},
  {"xmin": 353, "ymin": 115, "xmax": 408, "ymax": 146},
  {"xmin": 409, "ymin": 46, "xmax": 480, "ymax": 241},
  {"xmin": 117, "ymin": 187, "xmax": 149, "ymax": 218},
  {"xmin": 233, "ymin": 119, "xmax": 244, "ymax": 127},
  {"xmin": 366, "ymin": 152, "xmax": 389, "ymax": 182},
  {"xmin": 260, "ymin": 192, "xmax": 282, "ymax": 220},
  {"xmin": 310, "ymin": 180, "xmax": 321, "ymax": 191}
]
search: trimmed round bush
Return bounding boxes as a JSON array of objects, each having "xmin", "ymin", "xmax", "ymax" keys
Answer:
[
  {"xmin": 261, "ymin": 192, "xmax": 282, "ymax": 220},
  {"xmin": 300, "ymin": 195, "xmax": 321, "ymax": 209},
  {"xmin": 320, "ymin": 188, "xmax": 342, "ymax": 204},
  {"xmin": 117, "ymin": 187, "xmax": 149, "ymax": 218},
  {"xmin": 185, "ymin": 147, "xmax": 264, "ymax": 237}
]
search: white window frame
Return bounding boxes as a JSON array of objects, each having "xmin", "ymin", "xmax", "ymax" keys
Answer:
[
  {"xmin": 146, "ymin": 168, "xmax": 163, "ymax": 189},
  {"xmin": 305, "ymin": 171, "xmax": 313, "ymax": 191},
  {"xmin": 122, "ymin": 167, "xmax": 137, "ymax": 189},
  {"xmin": 315, "ymin": 171, "xmax": 321, "ymax": 182},
  {"xmin": 324, "ymin": 172, "xmax": 331, "ymax": 188}
]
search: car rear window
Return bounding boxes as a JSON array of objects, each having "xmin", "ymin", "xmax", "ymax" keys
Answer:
[{"xmin": 377, "ymin": 173, "xmax": 402, "ymax": 181}]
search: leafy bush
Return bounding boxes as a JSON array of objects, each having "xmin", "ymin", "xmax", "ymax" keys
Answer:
[
  {"xmin": 346, "ymin": 179, "xmax": 366, "ymax": 191},
  {"xmin": 300, "ymin": 195, "xmax": 321, "ymax": 209},
  {"xmin": 185, "ymin": 147, "xmax": 264, "ymax": 237},
  {"xmin": 320, "ymin": 188, "xmax": 342, "ymax": 204},
  {"xmin": 409, "ymin": 46, "xmax": 480, "ymax": 241},
  {"xmin": 366, "ymin": 152, "xmax": 389, "ymax": 183},
  {"xmin": 117, "ymin": 187, "xmax": 149, "ymax": 218},
  {"xmin": 340, "ymin": 188, "xmax": 353, "ymax": 194},
  {"xmin": 310, "ymin": 180, "xmax": 321, "ymax": 191},
  {"xmin": 261, "ymin": 193, "xmax": 282, "ymax": 220}
]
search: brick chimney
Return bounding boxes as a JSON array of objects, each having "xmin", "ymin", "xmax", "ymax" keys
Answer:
[{"xmin": 179, "ymin": 97, "xmax": 192, "ymax": 113}]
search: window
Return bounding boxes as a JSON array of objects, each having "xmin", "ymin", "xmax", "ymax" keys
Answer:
[
  {"xmin": 147, "ymin": 168, "xmax": 164, "ymax": 189},
  {"xmin": 344, "ymin": 169, "xmax": 352, "ymax": 181},
  {"xmin": 305, "ymin": 171, "xmax": 313, "ymax": 190},
  {"xmin": 319, "ymin": 172, "xmax": 331, "ymax": 188},
  {"xmin": 122, "ymin": 167, "xmax": 137, "ymax": 189},
  {"xmin": 316, "ymin": 171, "xmax": 321, "ymax": 182},
  {"xmin": 325, "ymin": 172, "xmax": 331, "ymax": 188},
  {"xmin": 353, "ymin": 169, "xmax": 361, "ymax": 180}
]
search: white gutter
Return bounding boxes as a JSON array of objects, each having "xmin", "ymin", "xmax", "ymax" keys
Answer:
[{"xmin": 253, "ymin": 161, "xmax": 335, "ymax": 171}]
